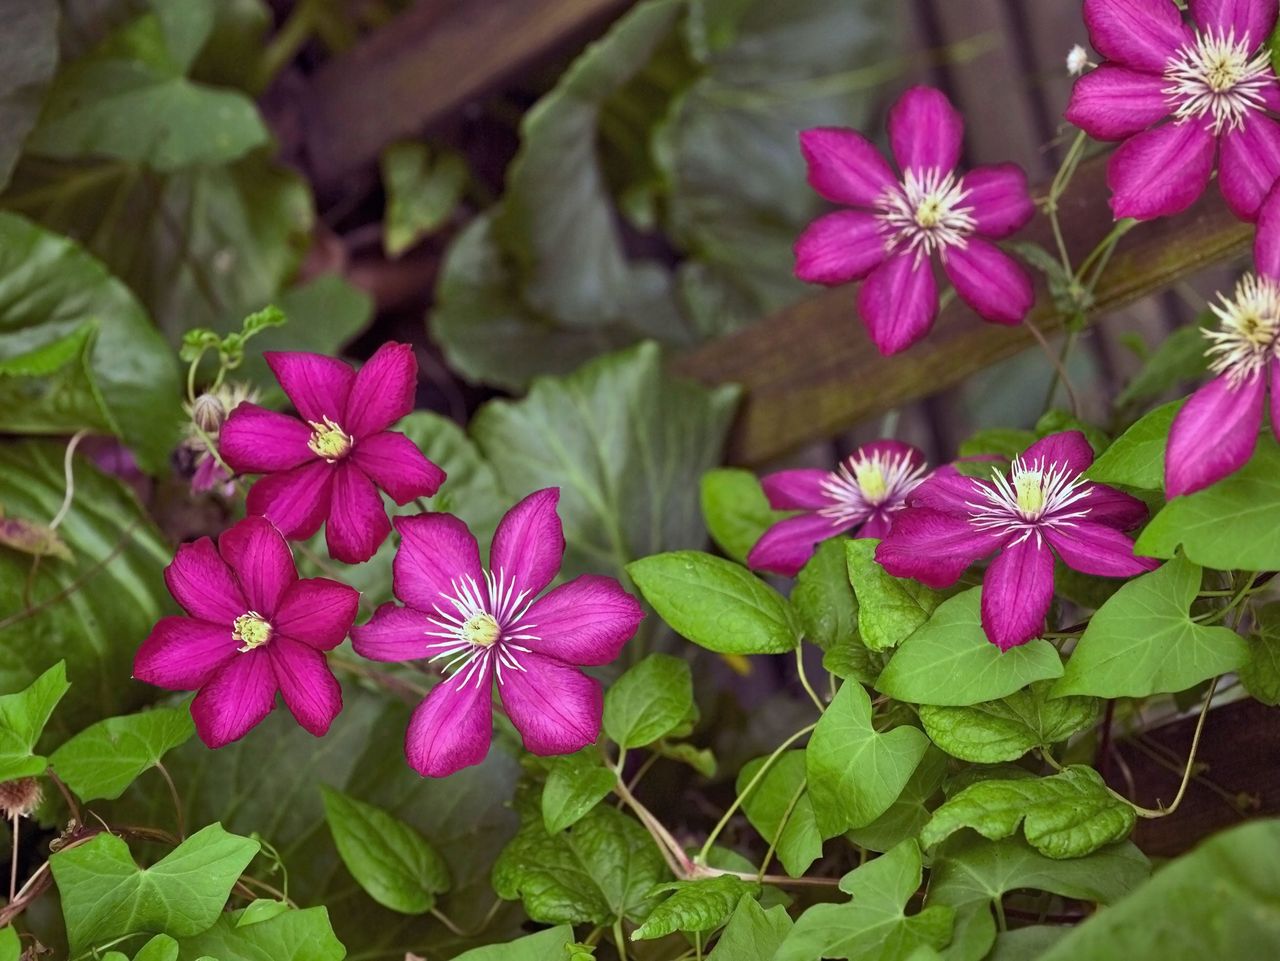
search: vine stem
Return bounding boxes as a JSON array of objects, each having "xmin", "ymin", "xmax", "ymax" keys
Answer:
[
  {"xmin": 9, "ymin": 813, "xmax": 19, "ymax": 903},
  {"xmin": 757, "ymin": 780, "xmax": 807, "ymax": 881},
  {"xmin": 155, "ymin": 761, "xmax": 186, "ymax": 840},
  {"xmin": 613, "ymin": 918, "xmax": 629, "ymax": 961},
  {"xmin": 795, "ymin": 645, "xmax": 826, "ymax": 713},
  {"xmin": 1024, "ymin": 317, "xmax": 1080, "ymax": 417}
]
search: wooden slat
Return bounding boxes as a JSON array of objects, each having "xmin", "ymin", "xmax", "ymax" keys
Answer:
[{"xmin": 672, "ymin": 157, "xmax": 1251, "ymax": 466}]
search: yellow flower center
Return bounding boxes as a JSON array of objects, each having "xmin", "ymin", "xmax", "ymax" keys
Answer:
[
  {"xmin": 1013, "ymin": 471, "xmax": 1046, "ymax": 518},
  {"xmin": 307, "ymin": 416, "xmax": 353, "ymax": 462},
  {"xmin": 232, "ymin": 612, "xmax": 272, "ymax": 652},
  {"xmin": 461, "ymin": 612, "xmax": 501, "ymax": 648},
  {"xmin": 854, "ymin": 462, "xmax": 888, "ymax": 503}
]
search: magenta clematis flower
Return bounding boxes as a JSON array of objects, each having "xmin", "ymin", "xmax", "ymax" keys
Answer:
[
  {"xmin": 351, "ymin": 488, "xmax": 644, "ymax": 778},
  {"xmin": 747, "ymin": 441, "xmax": 929, "ymax": 577},
  {"xmin": 1066, "ymin": 0, "xmax": 1280, "ymax": 222},
  {"xmin": 219, "ymin": 342, "xmax": 446, "ymax": 564},
  {"xmin": 134, "ymin": 516, "xmax": 359, "ymax": 748},
  {"xmin": 876, "ymin": 432, "xmax": 1156, "ymax": 650},
  {"xmin": 795, "ymin": 85, "xmax": 1036, "ymax": 355}
]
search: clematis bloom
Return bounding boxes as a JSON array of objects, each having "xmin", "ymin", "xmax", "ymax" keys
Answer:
[
  {"xmin": 351, "ymin": 489, "xmax": 644, "ymax": 778},
  {"xmin": 1066, "ymin": 0, "xmax": 1280, "ymax": 221},
  {"xmin": 747, "ymin": 440, "xmax": 929, "ymax": 577},
  {"xmin": 219, "ymin": 342, "xmax": 446, "ymax": 564},
  {"xmin": 876, "ymin": 432, "xmax": 1156, "ymax": 650},
  {"xmin": 796, "ymin": 85, "xmax": 1036, "ymax": 354},
  {"xmin": 134, "ymin": 516, "xmax": 359, "ymax": 747}
]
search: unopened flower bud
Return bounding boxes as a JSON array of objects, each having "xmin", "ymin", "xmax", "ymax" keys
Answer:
[
  {"xmin": 1067, "ymin": 44, "xmax": 1089, "ymax": 76},
  {"xmin": 0, "ymin": 777, "xmax": 42, "ymax": 819},
  {"xmin": 191, "ymin": 393, "xmax": 227, "ymax": 433}
]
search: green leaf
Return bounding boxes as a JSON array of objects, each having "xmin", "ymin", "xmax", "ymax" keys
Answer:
[
  {"xmin": 846, "ymin": 747, "xmax": 947, "ymax": 854},
  {"xmin": 0, "ymin": 324, "xmax": 115, "ymax": 444},
  {"xmin": 627, "ymin": 551, "xmax": 799, "ymax": 655},
  {"xmin": 133, "ymin": 935, "xmax": 179, "ymax": 961},
  {"xmin": 49, "ymin": 705, "xmax": 194, "ymax": 801},
  {"xmin": 0, "ymin": 661, "xmax": 68, "ymax": 781},
  {"xmin": 321, "ymin": 786, "xmax": 451, "ymax": 915},
  {"xmin": 845, "ymin": 539, "xmax": 943, "ymax": 651},
  {"xmin": 707, "ymin": 895, "xmax": 793, "ymax": 961},
  {"xmin": 50, "ymin": 822, "xmax": 260, "ymax": 952},
  {"xmin": 654, "ymin": 740, "xmax": 717, "ymax": 777},
  {"xmin": 700, "ymin": 468, "xmax": 781, "ymax": 565},
  {"xmin": 0, "ymin": 1, "xmax": 57, "ymax": 191},
  {"xmin": 604, "ymin": 652, "xmax": 694, "ymax": 748},
  {"xmin": 793, "ymin": 538, "xmax": 860, "ymax": 651},
  {"xmin": 807, "ymin": 682, "xmax": 929, "ymax": 837},
  {"xmin": 776, "ymin": 840, "xmax": 954, "ymax": 961},
  {"xmin": 1136, "ymin": 434, "xmax": 1280, "ymax": 570},
  {"xmin": 172, "ymin": 904, "xmax": 346, "ymax": 961},
  {"xmin": 1053, "ymin": 555, "xmax": 1246, "ymax": 699},
  {"xmin": 0, "ymin": 926, "xmax": 16, "ymax": 961},
  {"xmin": 1084, "ymin": 400, "xmax": 1182, "ymax": 490},
  {"xmin": 919, "ymin": 683, "xmax": 1099, "ymax": 764},
  {"xmin": 920, "ymin": 766, "xmax": 1136, "ymax": 859},
  {"xmin": 875, "ymin": 590, "xmax": 1064, "ymax": 706},
  {"xmin": 1115, "ymin": 317, "xmax": 1211, "ymax": 410},
  {"xmin": 958, "ymin": 429, "xmax": 1036, "ymax": 461},
  {"xmin": 542, "ymin": 750, "xmax": 617, "ymax": 834},
  {"xmin": 633, "ymin": 876, "xmax": 759, "ymax": 939},
  {"xmin": 737, "ymin": 751, "xmax": 822, "ymax": 877},
  {"xmin": 1242, "ymin": 602, "xmax": 1280, "ymax": 705},
  {"xmin": 450, "ymin": 926, "xmax": 575, "ymax": 961},
  {"xmin": 1035, "ymin": 410, "xmax": 1109, "ymax": 456},
  {"xmin": 381, "ymin": 141, "xmax": 468, "ymax": 256}
]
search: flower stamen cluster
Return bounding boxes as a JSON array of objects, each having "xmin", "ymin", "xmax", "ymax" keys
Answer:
[
  {"xmin": 967, "ymin": 456, "xmax": 1093, "ymax": 543},
  {"xmin": 1203, "ymin": 273, "xmax": 1280, "ymax": 385},
  {"xmin": 878, "ymin": 168, "xmax": 976, "ymax": 260},
  {"xmin": 818, "ymin": 449, "xmax": 929, "ymax": 525},
  {"xmin": 1163, "ymin": 28, "xmax": 1272, "ymax": 134}
]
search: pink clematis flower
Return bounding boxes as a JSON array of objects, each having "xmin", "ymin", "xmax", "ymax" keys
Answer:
[
  {"xmin": 796, "ymin": 85, "xmax": 1036, "ymax": 355},
  {"xmin": 134, "ymin": 516, "xmax": 359, "ymax": 748},
  {"xmin": 747, "ymin": 440, "xmax": 930, "ymax": 577},
  {"xmin": 219, "ymin": 342, "xmax": 446, "ymax": 564},
  {"xmin": 1066, "ymin": 0, "xmax": 1280, "ymax": 222},
  {"xmin": 876, "ymin": 432, "xmax": 1156, "ymax": 650},
  {"xmin": 1165, "ymin": 188, "xmax": 1280, "ymax": 494},
  {"xmin": 351, "ymin": 489, "xmax": 644, "ymax": 778}
]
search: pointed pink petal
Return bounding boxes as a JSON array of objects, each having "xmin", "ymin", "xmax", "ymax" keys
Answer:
[
  {"xmin": 1165, "ymin": 373, "xmax": 1265, "ymax": 495},
  {"xmin": 350, "ymin": 430, "xmax": 445, "ymax": 504},
  {"xmin": 875, "ymin": 509, "xmax": 1001, "ymax": 588},
  {"xmin": 246, "ymin": 461, "xmax": 334, "ymax": 541},
  {"xmin": 943, "ymin": 239, "xmax": 1034, "ymax": 325},
  {"xmin": 1189, "ymin": 0, "xmax": 1278, "ymax": 47},
  {"xmin": 218, "ymin": 404, "xmax": 314, "ymax": 474},
  {"xmin": 888, "ymin": 86, "xmax": 964, "ymax": 175},
  {"xmin": 1045, "ymin": 522, "xmax": 1159, "ymax": 577},
  {"xmin": 190, "ymin": 650, "xmax": 278, "ymax": 748},
  {"xmin": 405, "ymin": 663, "xmax": 494, "ymax": 777},
  {"xmin": 1260, "ymin": 76, "xmax": 1280, "ymax": 112},
  {"xmin": 325, "ymin": 462, "xmax": 391, "ymax": 564},
  {"xmin": 518, "ymin": 575, "xmax": 644, "ymax": 666},
  {"xmin": 1273, "ymin": 360, "xmax": 1280, "ymax": 438},
  {"xmin": 164, "ymin": 537, "xmax": 245, "ymax": 623},
  {"xmin": 907, "ymin": 471, "xmax": 988, "ymax": 513},
  {"xmin": 393, "ymin": 513, "xmax": 484, "ymax": 612},
  {"xmin": 265, "ymin": 351, "xmax": 354, "ymax": 424},
  {"xmin": 859, "ymin": 512, "xmax": 894, "ymax": 538},
  {"xmin": 498, "ymin": 652, "xmax": 602, "ymax": 756},
  {"xmin": 960, "ymin": 164, "xmax": 1036, "ymax": 238},
  {"xmin": 980, "ymin": 535, "xmax": 1055, "ymax": 650},
  {"xmin": 746, "ymin": 512, "xmax": 851, "ymax": 577},
  {"xmin": 1219, "ymin": 113, "xmax": 1280, "ymax": 222},
  {"xmin": 794, "ymin": 211, "xmax": 890, "ymax": 285},
  {"xmin": 799, "ymin": 128, "xmax": 897, "ymax": 207},
  {"xmin": 1021, "ymin": 431, "xmax": 1095, "ymax": 474},
  {"xmin": 133, "ymin": 616, "xmax": 238, "ymax": 690},
  {"xmin": 344, "ymin": 342, "xmax": 419, "ymax": 438},
  {"xmin": 1255, "ymin": 182, "xmax": 1280, "ymax": 278},
  {"xmin": 853, "ymin": 439, "xmax": 928, "ymax": 470},
  {"xmin": 1076, "ymin": 484, "xmax": 1150, "ymax": 529},
  {"xmin": 1107, "ymin": 120, "xmax": 1216, "ymax": 221},
  {"xmin": 1083, "ymin": 0, "xmax": 1192, "ymax": 72},
  {"xmin": 1065, "ymin": 65, "xmax": 1173, "ymax": 140},
  {"xmin": 269, "ymin": 635, "xmax": 342, "ymax": 737},
  {"xmin": 273, "ymin": 578, "xmax": 360, "ymax": 650},
  {"xmin": 218, "ymin": 516, "xmax": 297, "ymax": 616},
  {"xmin": 351, "ymin": 603, "xmax": 433, "ymax": 662},
  {"xmin": 490, "ymin": 488, "xmax": 565, "ymax": 600},
  {"xmin": 761, "ymin": 469, "xmax": 834, "ymax": 510},
  {"xmin": 856, "ymin": 252, "xmax": 938, "ymax": 355}
]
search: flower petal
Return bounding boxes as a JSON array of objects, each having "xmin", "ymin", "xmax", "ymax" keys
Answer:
[
  {"xmin": 856, "ymin": 251, "xmax": 938, "ymax": 355},
  {"xmin": 794, "ymin": 211, "xmax": 890, "ymax": 285},
  {"xmin": 1189, "ymin": 0, "xmax": 1278, "ymax": 47},
  {"xmin": 190, "ymin": 650, "xmax": 278, "ymax": 749},
  {"xmin": 799, "ymin": 127, "xmax": 897, "ymax": 207},
  {"xmin": 760, "ymin": 469, "xmax": 834, "ymax": 510},
  {"xmin": 393, "ymin": 513, "xmax": 484, "ymax": 612},
  {"xmin": 325, "ymin": 462, "xmax": 392, "ymax": 564},
  {"xmin": 1083, "ymin": 0, "xmax": 1192, "ymax": 73},
  {"xmin": 1218, "ymin": 113, "xmax": 1280, "ymax": 222},
  {"xmin": 746, "ymin": 512, "xmax": 851, "ymax": 577},
  {"xmin": 498, "ymin": 652, "xmax": 602, "ymax": 756},
  {"xmin": 875, "ymin": 508, "xmax": 1001, "ymax": 588},
  {"xmin": 859, "ymin": 512, "xmax": 895, "ymax": 538},
  {"xmin": 1077, "ymin": 484, "xmax": 1151, "ymax": 529},
  {"xmin": 490, "ymin": 488, "xmax": 565, "ymax": 602},
  {"xmin": 350, "ymin": 430, "xmax": 445, "ymax": 504},
  {"xmin": 518, "ymin": 575, "xmax": 644, "ymax": 666},
  {"xmin": 405, "ymin": 664, "xmax": 494, "ymax": 777},
  {"xmin": 265, "ymin": 351, "xmax": 354, "ymax": 424},
  {"xmin": 942, "ymin": 238, "xmax": 1034, "ymax": 325},
  {"xmin": 1045, "ymin": 522, "xmax": 1158, "ymax": 577},
  {"xmin": 1021, "ymin": 431, "xmax": 1095, "ymax": 474},
  {"xmin": 1165, "ymin": 372, "xmax": 1265, "ymax": 495},
  {"xmin": 164, "ymin": 537, "xmax": 245, "ymax": 623},
  {"xmin": 1064, "ymin": 65, "xmax": 1173, "ymax": 141},
  {"xmin": 1256, "ymin": 182, "xmax": 1280, "ymax": 278},
  {"xmin": 888, "ymin": 86, "xmax": 964, "ymax": 175},
  {"xmin": 218, "ymin": 404, "xmax": 314, "ymax": 474},
  {"xmin": 1106, "ymin": 120, "xmax": 1216, "ymax": 221},
  {"xmin": 273, "ymin": 578, "xmax": 360, "ymax": 650},
  {"xmin": 344, "ymin": 341, "xmax": 419, "ymax": 438},
  {"xmin": 218, "ymin": 516, "xmax": 297, "ymax": 616},
  {"xmin": 269, "ymin": 635, "xmax": 343, "ymax": 737},
  {"xmin": 351, "ymin": 603, "xmax": 433, "ymax": 662},
  {"xmin": 907, "ymin": 471, "xmax": 988, "ymax": 514},
  {"xmin": 980, "ymin": 535, "xmax": 1056, "ymax": 651},
  {"xmin": 960, "ymin": 164, "xmax": 1036, "ymax": 238},
  {"xmin": 246, "ymin": 460, "xmax": 334, "ymax": 541},
  {"xmin": 133, "ymin": 616, "xmax": 238, "ymax": 690}
]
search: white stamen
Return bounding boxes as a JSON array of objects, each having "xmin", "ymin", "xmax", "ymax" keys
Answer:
[
  {"xmin": 818, "ymin": 449, "xmax": 929, "ymax": 526},
  {"xmin": 1067, "ymin": 44, "xmax": 1090, "ymax": 76},
  {"xmin": 877, "ymin": 167, "xmax": 976, "ymax": 261},
  {"xmin": 422, "ymin": 566, "xmax": 541, "ymax": 685},
  {"xmin": 1203, "ymin": 273, "xmax": 1280, "ymax": 385},
  {"xmin": 967, "ymin": 456, "xmax": 1093, "ymax": 544},
  {"xmin": 1163, "ymin": 28, "xmax": 1273, "ymax": 134}
]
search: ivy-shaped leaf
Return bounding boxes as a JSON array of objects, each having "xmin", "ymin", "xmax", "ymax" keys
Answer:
[
  {"xmin": 171, "ymin": 904, "xmax": 345, "ymax": 961},
  {"xmin": 1241, "ymin": 602, "xmax": 1280, "ymax": 705},
  {"xmin": 736, "ymin": 751, "xmax": 822, "ymax": 878},
  {"xmin": 50, "ymin": 705, "xmax": 194, "ymax": 802},
  {"xmin": 919, "ymin": 683, "xmax": 1099, "ymax": 764},
  {"xmin": 1084, "ymin": 400, "xmax": 1182, "ymax": 490},
  {"xmin": 450, "ymin": 926, "xmax": 576, "ymax": 961},
  {"xmin": 0, "ymin": 661, "xmax": 68, "ymax": 781},
  {"xmin": 845, "ymin": 539, "xmax": 942, "ymax": 651},
  {"xmin": 706, "ymin": 895, "xmax": 793, "ymax": 961}
]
